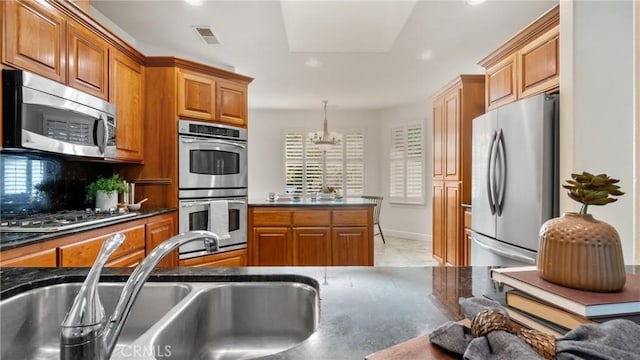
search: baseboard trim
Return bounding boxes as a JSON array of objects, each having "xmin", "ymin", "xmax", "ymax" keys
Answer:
[{"xmin": 381, "ymin": 229, "xmax": 431, "ymax": 242}]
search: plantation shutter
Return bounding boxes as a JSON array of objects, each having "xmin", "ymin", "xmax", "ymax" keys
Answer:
[
  {"xmin": 389, "ymin": 124, "xmax": 424, "ymax": 204},
  {"xmin": 284, "ymin": 131, "xmax": 364, "ymax": 197}
]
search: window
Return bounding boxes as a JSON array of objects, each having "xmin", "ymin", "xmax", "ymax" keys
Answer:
[
  {"xmin": 1, "ymin": 155, "xmax": 45, "ymax": 198},
  {"xmin": 285, "ymin": 131, "xmax": 365, "ymax": 197},
  {"xmin": 389, "ymin": 123, "xmax": 424, "ymax": 204}
]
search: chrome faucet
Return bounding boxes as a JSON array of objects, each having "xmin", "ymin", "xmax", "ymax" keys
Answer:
[{"xmin": 60, "ymin": 230, "xmax": 220, "ymax": 360}]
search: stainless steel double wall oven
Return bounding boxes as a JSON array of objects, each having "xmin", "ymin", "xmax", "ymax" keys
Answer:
[{"xmin": 178, "ymin": 120, "xmax": 247, "ymax": 260}]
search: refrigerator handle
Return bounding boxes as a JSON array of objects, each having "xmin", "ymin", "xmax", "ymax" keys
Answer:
[
  {"xmin": 496, "ymin": 129, "xmax": 507, "ymax": 216},
  {"xmin": 486, "ymin": 130, "xmax": 498, "ymax": 215},
  {"xmin": 471, "ymin": 234, "xmax": 536, "ymax": 265}
]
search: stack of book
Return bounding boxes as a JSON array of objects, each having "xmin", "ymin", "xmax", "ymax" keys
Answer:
[{"xmin": 487, "ymin": 266, "xmax": 640, "ymax": 337}]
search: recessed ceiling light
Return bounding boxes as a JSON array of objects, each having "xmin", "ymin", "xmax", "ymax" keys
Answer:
[
  {"xmin": 467, "ymin": 0, "xmax": 486, "ymax": 5},
  {"xmin": 420, "ymin": 50, "xmax": 433, "ymax": 61},
  {"xmin": 305, "ymin": 58, "xmax": 322, "ymax": 68},
  {"xmin": 184, "ymin": 0, "xmax": 203, "ymax": 6}
]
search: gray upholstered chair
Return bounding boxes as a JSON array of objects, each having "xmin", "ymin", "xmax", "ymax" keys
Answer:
[{"xmin": 361, "ymin": 195, "xmax": 385, "ymax": 243}]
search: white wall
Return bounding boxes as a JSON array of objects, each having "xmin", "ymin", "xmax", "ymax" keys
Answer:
[
  {"xmin": 378, "ymin": 102, "xmax": 432, "ymax": 241},
  {"xmin": 247, "ymin": 108, "xmax": 381, "ymax": 199},
  {"xmin": 560, "ymin": 1, "xmax": 636, "ymax": 264}
]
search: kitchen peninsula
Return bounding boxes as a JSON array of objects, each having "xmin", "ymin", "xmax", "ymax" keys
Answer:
[{"xmin": 249, "ymin": 199, "xmax": 375, "ymax": 266}]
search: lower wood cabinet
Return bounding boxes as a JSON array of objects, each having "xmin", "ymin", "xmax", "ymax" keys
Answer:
[
  {"xmin": 179, "ymin": 249, "xmax": 247, "ymax": 267},
  {"xmin": 249, "ymin": 206, "xmax": 373, "ymax": 266},
  {"xmin": 293, "ymin": 227, "xmax": 331, "ymax": 266},
  {"xmin": 0, "ymin": 212, "xmax": 176, "ymax": 268},
  {"xmin": 252, "ymin": 227, "xmax": 293, "ymax": 266}
]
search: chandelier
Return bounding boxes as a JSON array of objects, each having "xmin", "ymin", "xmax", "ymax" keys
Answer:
[{"xmin": 308, "ymin": 100, "xmax": 341, "ymax": 152}]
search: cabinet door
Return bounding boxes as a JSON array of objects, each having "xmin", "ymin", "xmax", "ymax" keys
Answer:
[
  {"xmin": 432, "ymin": 100, "xmax": 444, "ymax": 180},
  {"xmin": 444, "ymin": 182, "xmax": 461, "ymax": 265},
  {"xmin": 331, "ymin": 227, "xmax": 370, "ymax": 266},
  {"xmin": 293, "ymin": 227, "xmax": 331, "ymax": 266},
  {"xmin": 110, "ymin": 49, "xmax": 144, "ymax": 162},
  {"xmin": 59, "ymin": 225, "xmax": 145, "ymax": 267},
  {"xmin": 146, "ymin": 215, "xmax": 176, "ymax": 267},
  {"xmin": 3, "ymin": 0, "xmax": 66, "ymax": 82},
  {"xmin": 444, "ymin": 89, "xmax": 461, "ymax": 180},
  {"xmin": 518, "ymin": 26, "xmax": 559, "ymax": 99},
  {"xmin": 177, "ymin": 70, "xmax": 216, "ymax": 121},
  {"xmin": 217, "ymin": 80, "xmax": 247, "ymax": 127},
  {"xmin": 0, "ymin": 247, "xmax": 57, "ymax": 267},
  {"xmin": 179, "ymin": 249, "xmax": 247, "ymax": 267},
  {"xmin": 486, "ymin": 53, "xmax": 517, "ymax": 110},
  {"xmin": 252, "ymin": 227, "xmax": 292, "ymax": 266},
  {"xmin": 67, "ymin": 22, "xmax": 108, "ymax": 99},
  {"xmin": 432, "ymin": 182, "xmax": 445, "ymax": 264}
]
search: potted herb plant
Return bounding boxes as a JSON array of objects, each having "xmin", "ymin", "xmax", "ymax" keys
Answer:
[
  {"xmin": 86, "ymin": 174, "xmax": 128, "ymax": 211},
  {"xmin": 537, "ymin": 172, "xmax": 625, "ymax": 292}
]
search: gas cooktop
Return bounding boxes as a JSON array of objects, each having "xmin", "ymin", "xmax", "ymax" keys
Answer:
[{"xmin": 0, "ymin": 210, "xmax": 138, "ymax": 233}]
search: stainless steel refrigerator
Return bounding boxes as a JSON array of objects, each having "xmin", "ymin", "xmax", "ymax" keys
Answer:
[{"xmin": 471, "ymin": 93, "xmax": 559, "ymax": 266}]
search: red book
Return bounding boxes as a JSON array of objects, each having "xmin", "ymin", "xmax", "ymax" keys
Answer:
[{"xmin": 491, "ymin": 266, "xmax": 640, "ymax": 318}]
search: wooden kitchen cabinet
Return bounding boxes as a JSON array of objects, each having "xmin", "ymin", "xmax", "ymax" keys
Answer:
[
  {"xmin": 145, "ymin": 213, "xmax": 176, "ymax": 267},
  {"xmin": 217, "ymin": 80, "xmax": 247, "ymax": 127},
  {"xmin": 293, "ymin": 227, "xmax": 331, "ymax": 266},
  {"xmin": 59, "ymin": 224, "xmax": 145, "ymax": 267},
  {"xmin": 252, "ymin": 227, "xmax": 293, "ymax": 266},
  {"xmin": 518, "ymin": 25, "xmax": 559, "ymax": 99},
  {"xmin": 463, "ymin": 209, "xmax": 472, "ymax": 266},
  {"xmin": 479, "ymin": 5, "xmax": 559, "ymax": 110},
  {"xmin": 3, "ymin": 0, "xmax": 67, "ymax": 83},
  {"xmin": 177, "ymin": 70, "xmax": 216, "ymax": 121},
  {"xmin": 0, "ymin": 248, "xmax": 57, "ymax": 267},
  {"xmin": 431, "ymin": 75, "xmax": 484, "ymax": 266},
  {"xmin": 248, "ymin": 206, "xmax": 374, "ymax": 266},
  {"xmin": 432, "ymin": 182, "xmax": 445, "ymax": 264},
  {"xmin": 0, "ymin": 212, "xmax": 177, "ymax": 267},
  {"xmin": 67, "ymin": 21, "xmax": 109, "ymax": 100},
  {"xmin": 332, "ymin": 227, "xmax": 370, "ymax": 266},
  {"xmin": 109, "ymin": 48, "xmax": 145, "ymax": 162},
  {"xmin": 179, "ymin": 249, "xmax": 247, "ymax": 267},
  {"xmin": 485, "ymin": 54, "xmax": 517, "ymax": 111}
]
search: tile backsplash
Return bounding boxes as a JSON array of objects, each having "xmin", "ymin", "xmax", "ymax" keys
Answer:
[{"xmin": 1, "ymin": 152, "xmax": 113, "ymax": 215}]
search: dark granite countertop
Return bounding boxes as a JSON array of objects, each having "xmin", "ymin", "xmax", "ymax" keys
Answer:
[
  {"xmin": 0, "ymin": 208, "xmax": 176, "ymax": 251},
  {"xmin": 0, "ymin": 266, "xmax": 499, "ymax": 359},
  {"xmin": 249, "ymin": 198, "xmax": 375, "ymax": 207}
]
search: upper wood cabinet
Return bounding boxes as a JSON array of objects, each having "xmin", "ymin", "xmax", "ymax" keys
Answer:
[
  {"xmin": 479, "ymin": 5, "xmax": 559, "ymax": 110},
  {"xmin": 67, "ymin": 21, "xmax": 109, "ymax": 99},
  {"xmin": 177, "ymin": 70, "xmax": 216, "ymax": 121},
  {"xmin": 432, "ymin": 75, "xmax": 485, "ymax": 183},
  {"xmin": 110, "ymin": 48, "xmax": 145, "ymax": 162},
  {"xmin": 3, "ymin": 0, "xmax": 67, "ymax": 83},
  {"xmin": 518, "ymin": 25, "xmax": 559, "ymax": 99},
  {"xmin": 485, "ymin": 54, "xmax": 517, "ymax": 110},
  {"xmin": 217, "ymin": 80, "xmax": 248, "ymax": 127}
]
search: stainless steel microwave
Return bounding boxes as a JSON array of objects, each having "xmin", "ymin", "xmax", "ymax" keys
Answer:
[{"xmin": 2, "ymin": 69, "xmax": 116, "ymax": 158}]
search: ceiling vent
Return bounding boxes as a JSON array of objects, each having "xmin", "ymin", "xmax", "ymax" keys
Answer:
[{"xmin": 193, "ymin": 26, "xmax": 222, "ymax": 45}]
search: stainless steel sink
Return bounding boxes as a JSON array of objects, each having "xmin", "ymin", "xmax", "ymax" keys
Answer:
[
  {"xmin": 147, "ymin": 282, "xmax": 319, "ymax": 360},
  {"xmin": 0, "ymin": 283, "xmax": 191, "ymax": 360},
  {"xmin": 0, "ymin": 279, "xmax": 319, "ymax": 360}
]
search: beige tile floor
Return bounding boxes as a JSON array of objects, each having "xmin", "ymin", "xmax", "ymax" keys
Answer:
[{"xmin": 374, "ymin": 234, "xmax": 440, "ymax": 266}]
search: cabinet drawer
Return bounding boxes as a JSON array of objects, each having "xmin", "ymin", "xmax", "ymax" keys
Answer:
[
  {"xmin": 292, "ymin": 210, "xmax": 331, "ymax": 226},
  {"xmin": 0, "ymin": 248, "xmax": 57, "ymax": 267},
  {"xmin": 106, "ymin": 249, "xmax": 145, "ymax": 268},
  {"xmin": 252, "ymin": 209, "xmax": 291, "ymax": 226},
  {"xmin": 59, "ymin": 225, "xmax": 145, "ymax": 267},
  {"xmin": 332, "ymin": 209, "xmax": 369, "ymax": 226},
  {"xmin": 179, "ymin": 249, "xmax": 247, "ymax": 267}
]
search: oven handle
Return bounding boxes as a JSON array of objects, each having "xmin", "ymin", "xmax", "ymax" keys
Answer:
[
  {"xmin": 180, "ymin": 138, "xmax": 246, "ymax": 149},
  {"xmin": 180, "ymin": 200, "xmax": 246, "ymax": 207}
]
